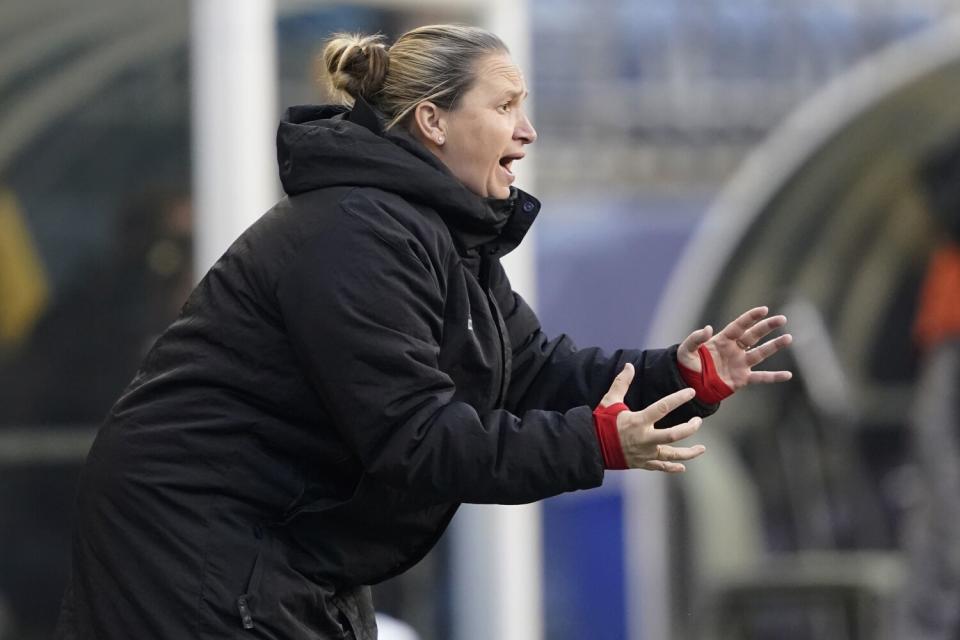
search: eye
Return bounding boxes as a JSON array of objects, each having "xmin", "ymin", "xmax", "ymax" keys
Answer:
[{"xmin": 498, "ymin": 102, "xmax": 512, "ymax": 113}]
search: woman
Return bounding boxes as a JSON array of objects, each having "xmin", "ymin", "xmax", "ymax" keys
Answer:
[{"xmin": 57, "ymin": 24, "xmax": 791, "ymax": 640}]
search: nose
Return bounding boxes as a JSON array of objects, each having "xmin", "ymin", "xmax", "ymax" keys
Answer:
[{"xmin": 516, "ymin": 111, "xmax": 537, "ymax": 144}]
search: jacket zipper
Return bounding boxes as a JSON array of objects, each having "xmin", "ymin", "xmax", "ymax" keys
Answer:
[{"xmin": 480, "ymin": 254, "xmax": 510, "ymax": 409}]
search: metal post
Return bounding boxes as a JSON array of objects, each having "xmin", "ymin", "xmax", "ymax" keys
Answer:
[
  {"xmin": 190, "ymin": 0, "xmax": 278, "ymax": 278},
  {"xmin": 623, "ymin": 474, "xmax": 671, "ymax": 640}
]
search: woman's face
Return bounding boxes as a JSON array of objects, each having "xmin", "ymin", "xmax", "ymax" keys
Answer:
[{"xmin": 432, "ymin": 52, "xmax": 537, "ymax": 199}]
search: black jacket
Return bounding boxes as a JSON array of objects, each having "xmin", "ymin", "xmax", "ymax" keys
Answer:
[{"xmin": 57, "ymin": 100, "xmax": 716, "ymax": 640}]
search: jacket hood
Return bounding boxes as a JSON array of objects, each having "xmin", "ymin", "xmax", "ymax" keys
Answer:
[{"xmin": 277, "ymin": 100, "xmax": 540, "ymax": 251}]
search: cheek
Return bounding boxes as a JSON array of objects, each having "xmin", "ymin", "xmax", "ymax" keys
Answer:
[
  {"xmin": 452, "ymin": 129, "xmax": 499, "ymax": 177},
  {"xmin": 476, "ymin": 123, "xmax": 512, "ymax": 168},
  {"xmin": 444, "ymin": 114, "xmax": 512, "ymax": 193}
]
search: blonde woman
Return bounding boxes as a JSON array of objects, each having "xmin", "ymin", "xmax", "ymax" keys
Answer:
[{"xmin": 57, "ymin": 25, "xmax": 791, "ymax": 640}]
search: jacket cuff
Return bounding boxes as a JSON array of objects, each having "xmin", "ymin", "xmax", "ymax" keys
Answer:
[{"xmin": 565, "ymin": 405, "xmax": 606, "ymax": 488}]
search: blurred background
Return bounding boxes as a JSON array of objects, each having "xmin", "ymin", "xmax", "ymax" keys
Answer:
[{"xmin": 2, "ymin": 0, "xmax": 960, "ymax": 638}]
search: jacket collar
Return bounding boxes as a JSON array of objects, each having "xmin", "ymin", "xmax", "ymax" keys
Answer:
[
  {"xmin": 346, "ymin": 97, "xmax": 383, "ymax": 136},
  {"xmin": 480, "ymin": 190, "xmax": 541, "ymax": 258}
]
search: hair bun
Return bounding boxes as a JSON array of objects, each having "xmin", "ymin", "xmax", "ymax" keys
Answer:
[{"xmin": 322, "ymin": 33, "xmax": 389, "ymax": 103}]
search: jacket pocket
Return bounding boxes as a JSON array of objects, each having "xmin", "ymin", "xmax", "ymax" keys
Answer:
[{"xmin": 277, "ymin": 472, "xmax": 365, "ymax": 526}]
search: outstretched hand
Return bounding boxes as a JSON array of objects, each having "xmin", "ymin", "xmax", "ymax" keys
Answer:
[
  {"xmin": 599, "ymin": 363, "xmax": 706, "ymax": 472},
  {"xmin": 677, "ymin": 306, "xmax": 793, "ymax": 391}
]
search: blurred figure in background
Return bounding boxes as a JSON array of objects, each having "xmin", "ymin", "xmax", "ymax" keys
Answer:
[
  {"xmin": 0, "ymin": 188, "xmax": 49, "ymax": 361},
  {"xmin": 899, "ymin": 135, "xmax": 960, "ymax": 640},
  {"xmin": 0, "ymin": 189, "xmax": 192, "ymax": 425},
  {"xmin": 0, "ymin": 189, "xmax": 191, "ymax": 640}
]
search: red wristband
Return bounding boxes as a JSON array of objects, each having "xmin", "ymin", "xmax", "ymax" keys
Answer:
[
  {"xmin": 677, "ymin": 344, "xmax": 734, "ymax": 404},
  {"xmin": 592, "ymin": 402, "xmax": 629, "ymax": 470}
]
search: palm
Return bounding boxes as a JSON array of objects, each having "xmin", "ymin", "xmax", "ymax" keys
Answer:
[
  {"xmin": 707, "ymin": 337, "xmax": 755, "ymax": 388},
  {"xmin": 678, "ymin": 306, "xmax": 793, "ymax": 390}
]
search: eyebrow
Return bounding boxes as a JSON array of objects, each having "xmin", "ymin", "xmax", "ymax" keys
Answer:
[{"xmin": 499, "ymin": 88, "xmax": 529, "ymax": 101}]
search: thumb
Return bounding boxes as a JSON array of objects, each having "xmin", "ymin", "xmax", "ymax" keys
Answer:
[
  {"xmin": 680, "ymin": 324, "xmax": 713, "ymax": 354},
  {"xmin": 600, "ymin": 363, "xmax": 635, "ymax": 407}
]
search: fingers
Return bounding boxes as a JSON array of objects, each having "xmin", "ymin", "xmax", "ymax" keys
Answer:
[
  {"xmin": 599, "ymin": 363, "xmax": 635, "ymax": 407},
  {"xmin": 748, "ymin": 370, "xmax": 793, "ymax": 384},
  {"xmin": 656, "ymin": 443, "xmax": 707, "ymax": 461},
  {"xmin": 745, "ymin": 333, "xmax": 793, "ymax": 366},
  {"xmin": 640, "ymin": 441, "xmax": 708, "ymax": 473},
  {"xmin": 642, "ymin": 460, "xmax": 688, "ymax": 473},
  {"xmin": 677, "ymin": 325, "xmax": 711, "ymax": 371},
  {"xmin": 720, "ymin": 306, "xmax": 768, "ymax": 341},
  {"xmin": 738, "ymin": 315, "xmax": 787, "ymax": 348},
  {"xmin": 633, "ymin": 387, "xmax": 696, "ymax": 423},
  {"xmin": 646, "ymin": 415, "xmax": 703, "ymax": 444},
  {"xmin": 621, "ymin": 414, "xmax": 705, "ymax": 473},
  {"xmin": 680, "ymin": 324, "xmax": 713, "ymax": 353}
]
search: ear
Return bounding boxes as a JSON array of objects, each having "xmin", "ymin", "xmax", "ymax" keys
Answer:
[{"xmin": 411, "ymin": 101, "xmax": 447, "ymax": 148}]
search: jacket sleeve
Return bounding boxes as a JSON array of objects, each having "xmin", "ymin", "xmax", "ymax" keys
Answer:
[
  {"xmin": 488, "ymin": 260, "xmax": 719, "ymax": 425},
  {"xmin": 274, "ymin": 199, "xmax": 604, "ymax": 505}
]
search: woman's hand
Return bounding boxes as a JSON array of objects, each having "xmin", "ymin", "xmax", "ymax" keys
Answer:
[
  {"xmin": 677, "ymin": 306, "xmax": 793, "ymax": 391},
  {"xmin": 600, "ymin": 363, "xmax": 706, "ymax": 472}
]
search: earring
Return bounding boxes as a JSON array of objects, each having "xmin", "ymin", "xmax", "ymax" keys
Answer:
[{"xmin": 436, "ymin": 134, "xmax": 445, "ymax": 145}]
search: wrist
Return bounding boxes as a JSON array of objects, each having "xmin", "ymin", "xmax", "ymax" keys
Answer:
[
  {"xmin": 676, "ymin": 347, "xmax": 700, "ymax": 373},
  {"xmin": 593, "ymin": 402, "xmax": 629, "ymax": 470},
  {"xmin": 677, "ymin": 344, "xmax": 733, "ymax": 404}
]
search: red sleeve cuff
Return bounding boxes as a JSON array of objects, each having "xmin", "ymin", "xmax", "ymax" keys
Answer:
[
  {"xmin": 677, "ymin": 344, "xmax": 734, "ymax": 404},
  {"xmin": 592, "ymin": 402, "xmax": 629, "ymax": 470}
]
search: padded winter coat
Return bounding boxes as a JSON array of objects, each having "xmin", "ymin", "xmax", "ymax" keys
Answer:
[{"xmin": 56, "ymin": 99, "xmax": 715, "ymax": 639}]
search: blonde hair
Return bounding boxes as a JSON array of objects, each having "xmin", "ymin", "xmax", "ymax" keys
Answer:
[{"xmin": 321, "ymin": 25, "xmax": 508, "ymax": 130}]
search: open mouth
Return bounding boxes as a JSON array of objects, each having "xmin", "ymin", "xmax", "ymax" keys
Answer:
[{"xmin": 499, "ymin": 153, "xmax": 525, "ymax": 177}]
